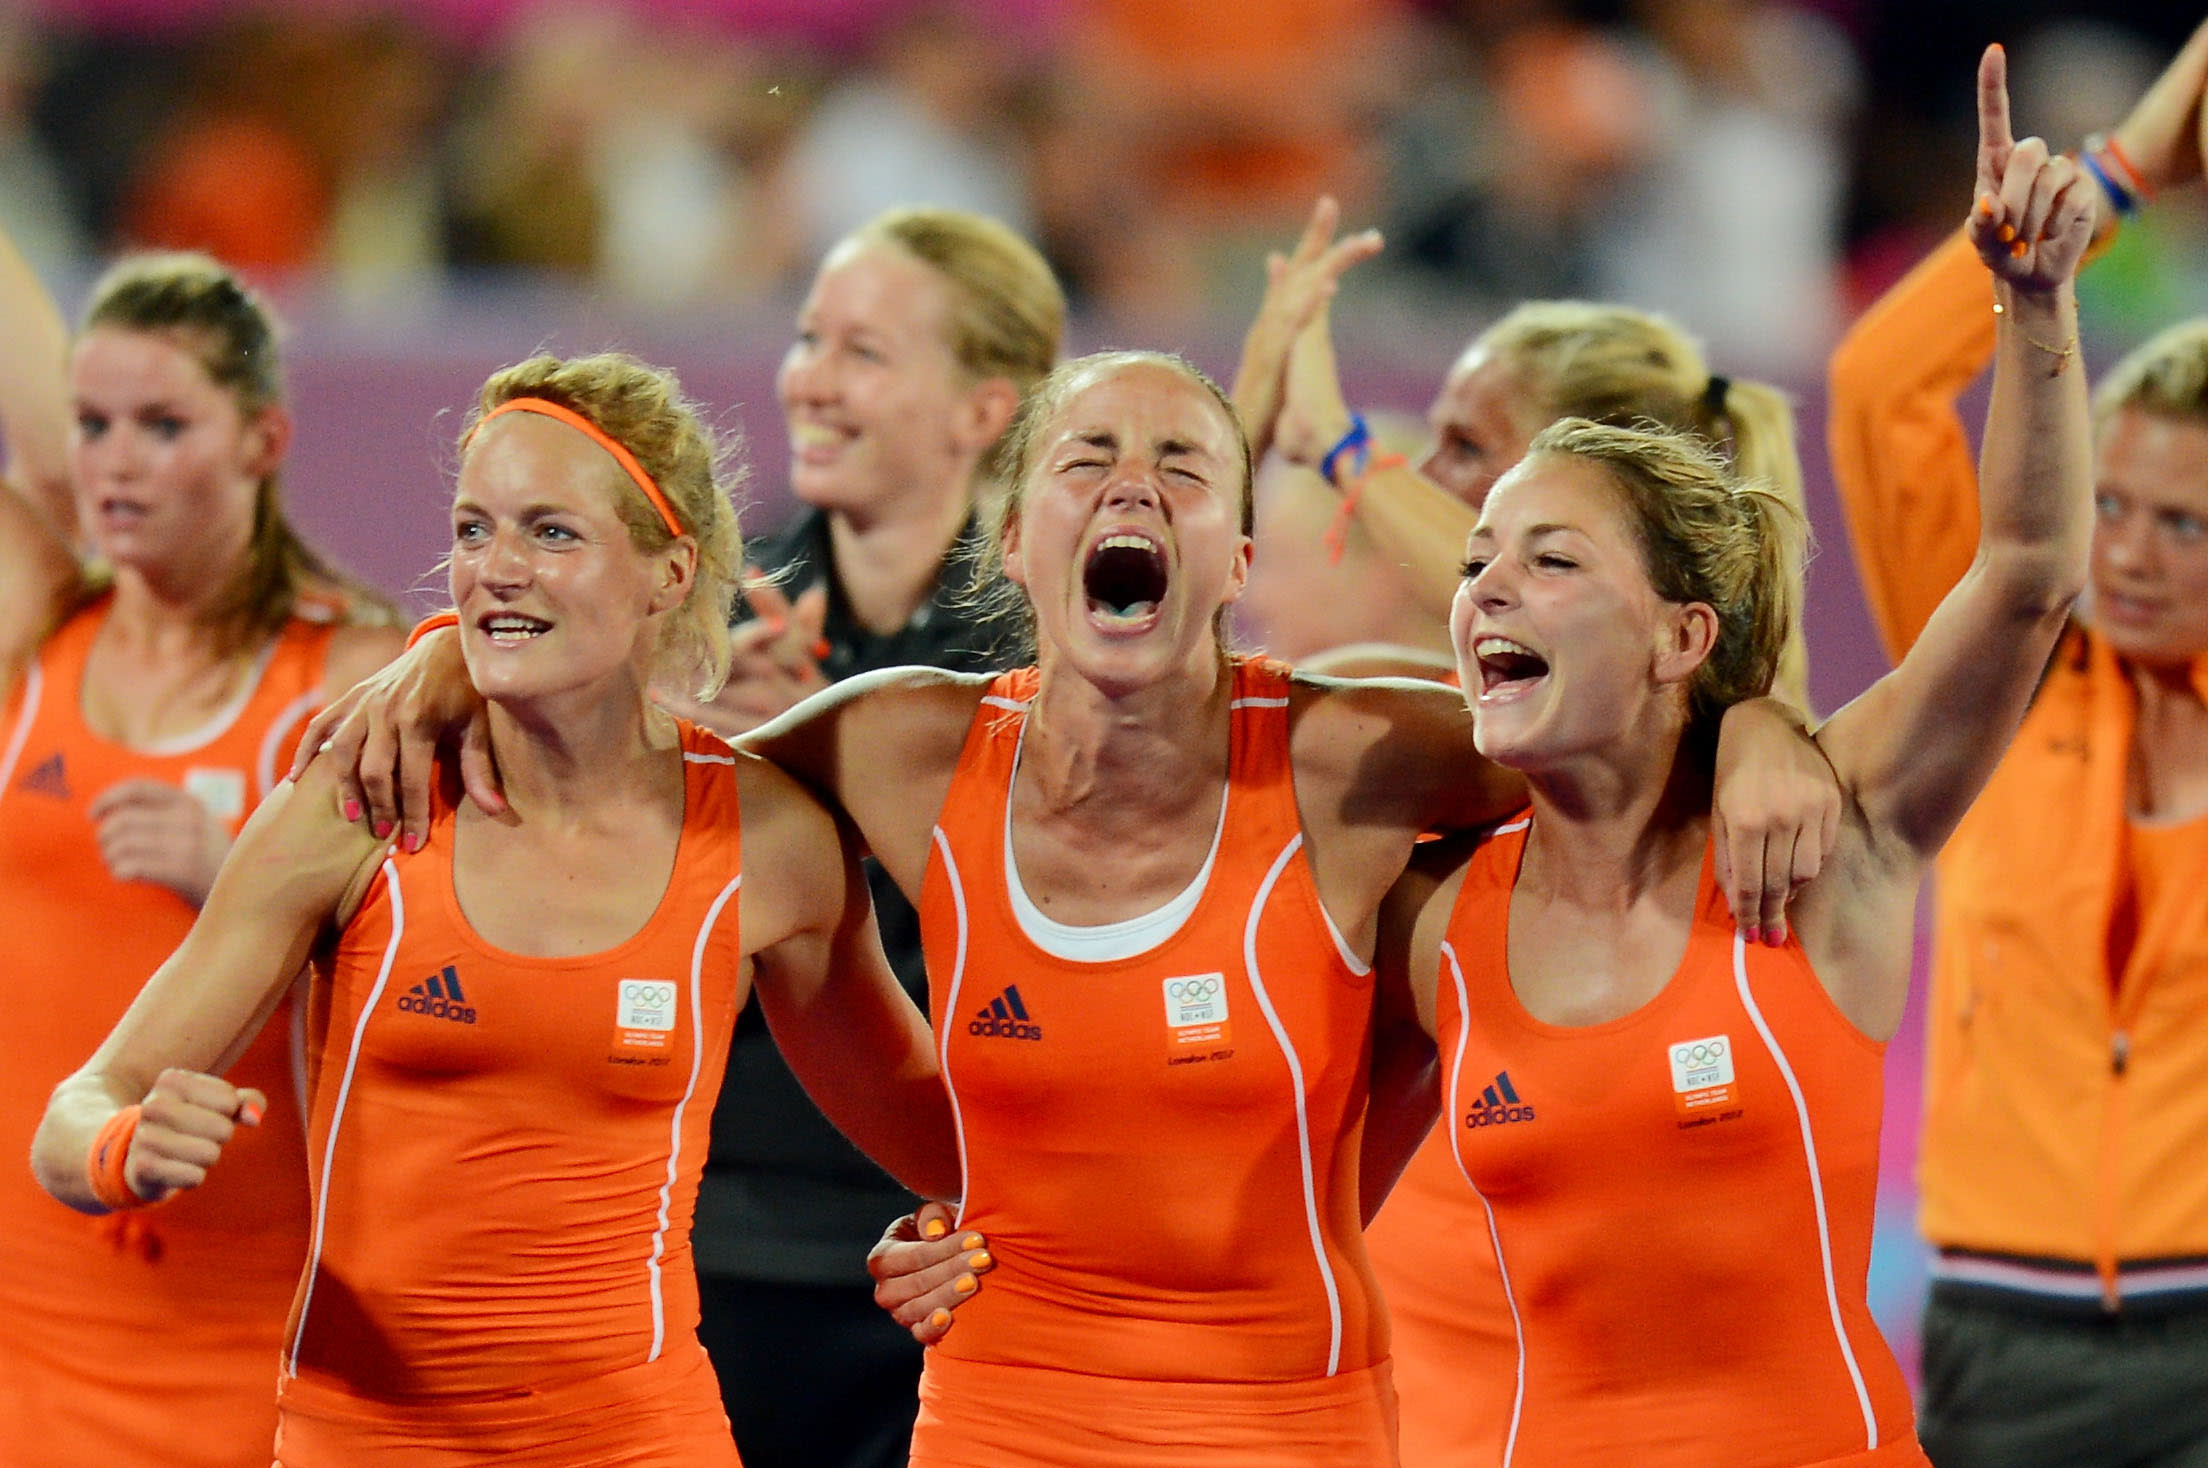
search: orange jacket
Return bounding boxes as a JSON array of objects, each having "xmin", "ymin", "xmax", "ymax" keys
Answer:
[{"xmin": 1828, "ymin": 231, "xmax": 2208, "ymax": 1302}]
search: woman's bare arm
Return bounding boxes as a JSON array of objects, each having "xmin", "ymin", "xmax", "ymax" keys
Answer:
[{"xmin": 32, "ymin": 762, "xmax": 385, "ymax": 1211}]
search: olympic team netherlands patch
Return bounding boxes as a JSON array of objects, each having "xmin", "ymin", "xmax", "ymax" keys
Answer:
[
  {"xmin": 183, "ymin": 766, "xmax": 248, "ymax": 826},
  {"xmin": 614, "ymin": 979, "xmax": 678, "ymax": 1054},
  {"xmin": 1669, "ymin": 1034, "xmax": 1738, "ymax": 1119},
  {"xmin": 1162, "ymin": 972, "xmax": 1232, "ymax": 1057}
]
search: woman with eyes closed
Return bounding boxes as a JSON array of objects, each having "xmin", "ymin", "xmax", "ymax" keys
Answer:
[
  {"xmin": 1360, "ymin": 50, "xmax": 2086, "ymax": 1468},
  {"xmin": 296, "ymin": 344, "xmax": 1836, "ymax": 1466},
  {"xmin": 32, "ymin": 353, "xmax": 959, "ymax": 1467},
  {"xmin": 0, "ymin": 232, "xmax": 401, "ymax": 1467}
]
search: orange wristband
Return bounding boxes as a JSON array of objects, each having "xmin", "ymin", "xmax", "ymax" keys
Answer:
[
  {"xmin": 406, "ymin": 611, "xmax": 459, "ymax": 650},
  {"xmin": 2101, "ymin": 135, "xmax": 2155, "ymax": 203},
  {"xmin": 1324, "ymin": 452, "xmax": 1409, "ymax": 565},
  {"xmin": 86, "ymin": 1104, "xmax": 156, "ymax": 1212}
]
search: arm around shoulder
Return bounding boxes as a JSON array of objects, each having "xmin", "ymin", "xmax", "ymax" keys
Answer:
[{"xmin": 737, "ymin": 664, "xmax": 987, "ymax": 902}]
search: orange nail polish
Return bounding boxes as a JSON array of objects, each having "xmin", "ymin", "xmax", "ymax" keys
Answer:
[
  {"xmin": 1976, "ymin": 196, "xmax": 1994, "ymax": 218},
  {"xmin": 809, "ymin": 639, "xmax": 832, "ymax": 662},
  {"xmin": 954, "ymin": 1274, "xmax": 977, "ymax": 1295},
  {"xmin": 961, "ymin": 1234, "xmax": 984, "ymax": 1251},
  {"xmin": 239, "ymin": 1101, "xmax": 264, "ymax": 1126},
  {"xmin": 922, "ymin": 1218, "xmax": 947, "ymax": 1241},
  {"xmin": 969, "ymin": 1250, "xmax": 992, "ymax": 1270},
  {"xmin": 1997, "ymin": 224, "xmax": 2015, "ymax": 243},
  {"xmin": 2011, "ymin": 239, "xmax": 2028, "ymax": 258},
  {"xmin": 928, "ymin": 1309, "xmax": 952, "ymax": 1329}
]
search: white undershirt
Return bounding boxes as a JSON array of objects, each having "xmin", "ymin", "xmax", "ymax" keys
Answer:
[{"xmin": 1002, "ymin": 718, "xmax": 1230, "ymax": 964}]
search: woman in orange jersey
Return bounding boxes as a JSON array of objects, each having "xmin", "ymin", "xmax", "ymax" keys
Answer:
[
  {"xmin": 1368, "ymin": 49, "xmax": 2086, "ymax": 1468},
  {"xmin": 32, "ymin": 353, "xmax": 958, "ymax": 1468},
  {"xmin": 877, "ymin": 205, "xmax": 1832, "ymax": 1468},
  {"xmin": 1827, "ymin": 24, "xmax": 2208, "ymax": 1467},
  {"xmin": 301, "ymin": 346, "xmax": 1839, "ymax": 1466},
  {"xmin": 0, "ymin": 224, "xmax": 401, "ymax": 1468}
]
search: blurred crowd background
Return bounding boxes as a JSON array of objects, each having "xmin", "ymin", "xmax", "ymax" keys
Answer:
[
  {"xmin": 6, "ymin": 0, "xmax": 2204, "ymax": 1386},
  {"xmin": 6, "ymin": 0, "xmax": 2205, "ymax": 369}
]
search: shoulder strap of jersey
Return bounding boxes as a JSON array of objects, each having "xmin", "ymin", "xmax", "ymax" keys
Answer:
[
  {"xmin": 676, "ymin": 719, "xmax": 742, "ymax": 895},
  {"xmin": 1439, "ymin": 813, "xmax": 1532, "ymax": 978},
  {"xmin": 1223, "ymin": 655, "xmax": 1300, "ymax": 841}
]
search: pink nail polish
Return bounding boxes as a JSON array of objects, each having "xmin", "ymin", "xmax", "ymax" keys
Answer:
[
  {"xmin": 403, "ymin": 832, "xmax": 424, "ymax": 854},
  {"xmin": 1746, "ymin": 927, "xmax": 1762, "ymax": 946},
  {"xmin": 373, "ymin": 820, "xmax": 392, "ymax": 839},
  {"xmin": 342, "ymin": 800, "xmax": 362, "ymax": 823}
]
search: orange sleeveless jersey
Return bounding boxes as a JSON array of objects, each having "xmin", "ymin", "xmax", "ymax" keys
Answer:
[
  {"xmin": 914, "ymin": 658, "xmax": 1395, "ymax": 1466},
  {"xmin": 1433, "ymin": 818, "xmax": 1927, "ymax": 1468},
  {"xmin": 1358, "ymin": 665, "xmax": 1525, "ymax": 1468},
  {"xmin": 0, "ymin": 599, "xmax": 328, "ymax": 1468},
  {"xmin": 273, "ymin": 723, "xmax": 744, "ymax": 1467}
]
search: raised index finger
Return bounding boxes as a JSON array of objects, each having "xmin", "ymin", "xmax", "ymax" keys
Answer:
[{"xmin": 1977, "ymin": 43, "xmax": 2013, "ymax": 190}]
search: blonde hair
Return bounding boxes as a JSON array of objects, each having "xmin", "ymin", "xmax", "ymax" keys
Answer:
[
  {"xmin": 1527, "ymin": 417, "xmax": 1805, "ymax": 737},
  {"xmin": 2093, "ymin": 319, "xmax": 2208, "ymax": 432},
  {"xmin": 80, "ymin": 252, "xmax": 399, "ymax": 649},
  {"xmin": 1478, "ymin": 301, "xmax": 1809, "ymax": 706},
  {"xmin": 852, "ymin": 208, "xmax": 1065, "ymax": 400},
  {"xmin": 976, "ymin": 350, "xmax": 1253, "ymax": 645},
  {"xmin": 461, "ymin": 353, "xmax": 744, "ymax": 699}
]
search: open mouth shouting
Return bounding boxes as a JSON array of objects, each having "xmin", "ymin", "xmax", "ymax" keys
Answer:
[
  {"xmin": 1083, "ymin": 532, "xmax": 1169, "ymax": 633},
  {"xmin": 1474, "ymin": 635, "xmax": 1550, "ymax": 700}
]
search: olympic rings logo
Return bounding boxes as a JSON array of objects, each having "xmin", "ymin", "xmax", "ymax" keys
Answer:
[
  {"xmin": 1167, "ymin": 977, "xmax": 1221, "ymax": 1002},
  {"xmin": 624, "ymin": 983, "xmax": 674, "ymax": 1010},
  {"xmin": 1672, "ymin": 1039, "xmax": 1727, "ymax": 1066}
]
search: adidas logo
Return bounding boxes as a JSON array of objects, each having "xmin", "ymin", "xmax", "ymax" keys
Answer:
[
  {"xmin": 16, "ymin": 752, "xmax": 68, "ymax": 800},
  {"xmin": 1464, "ymin": 1071, "xmax": 1536, "ymax": 1128},
  {"xmin": 395, "ymin": 965, "xmax": 476, "ymax": 1025},
  {"xmin": 968, "ymin": 985, "xmax": 1042, "ymax": 1041}
]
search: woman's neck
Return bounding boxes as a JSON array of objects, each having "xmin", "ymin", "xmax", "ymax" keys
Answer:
[
  {"xmin": 827, "ymin": 478, "xmax": 973, "ymax": 636},
  {"xmin": 486, "ymin": 679, "xmax": 678, "ymax": 825},
  {"xmin": 100, "ymin": 566, "xmax": 237, "ymax": 662},
  {"xmin": 1517, "ymin": 725, "xmax": 1714, "ymax": 912},
  {"xmin": 1021, "ymin": 650, "xmax": 1233, "ymax": 826}
]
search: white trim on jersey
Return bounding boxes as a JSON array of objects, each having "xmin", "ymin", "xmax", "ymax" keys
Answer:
[
  {"xmin": 1318, "ymin": 901, "xmax": 1371, "ymax": 977},
  {"xmin": 1732, "ymin": 930, "xmax": 1879, "ymax": 1450},
  {"xmin": 1000, "ymin": 713, "xmax": 1229, "ymax": 963},
  {"xmin": 130, "ymin": 635, "xmax": 282, "ymax": 757},
  {"xmin": 0, "ymin": 657, "xmax": 43, "ymax": 796},
  {"xmin": 289, "ymin": 859, "xmax": 407, "ymax": 1373},
  {"xmin": 1245, "ymin": 833, "xmax": 1345, "ymax": 1377},
  {"xmin": 256, "ymin": 688, "xmax": 324, "ymax": 798},
  {"xmin": 647, "ymin": 873, "xmax": 742, "ymax": 1362},
  {"xmin": 1441, "ymin": 938, "xmax": 1527, "ymax": 1468},
  {"xmin": 930, "ymin": 827, "xmax": 976, "ymax": 1224}
]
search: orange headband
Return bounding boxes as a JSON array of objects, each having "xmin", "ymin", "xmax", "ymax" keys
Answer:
[{"xmin": 468, "ymin": 397, "xmax": 685, "ymax": 539}]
